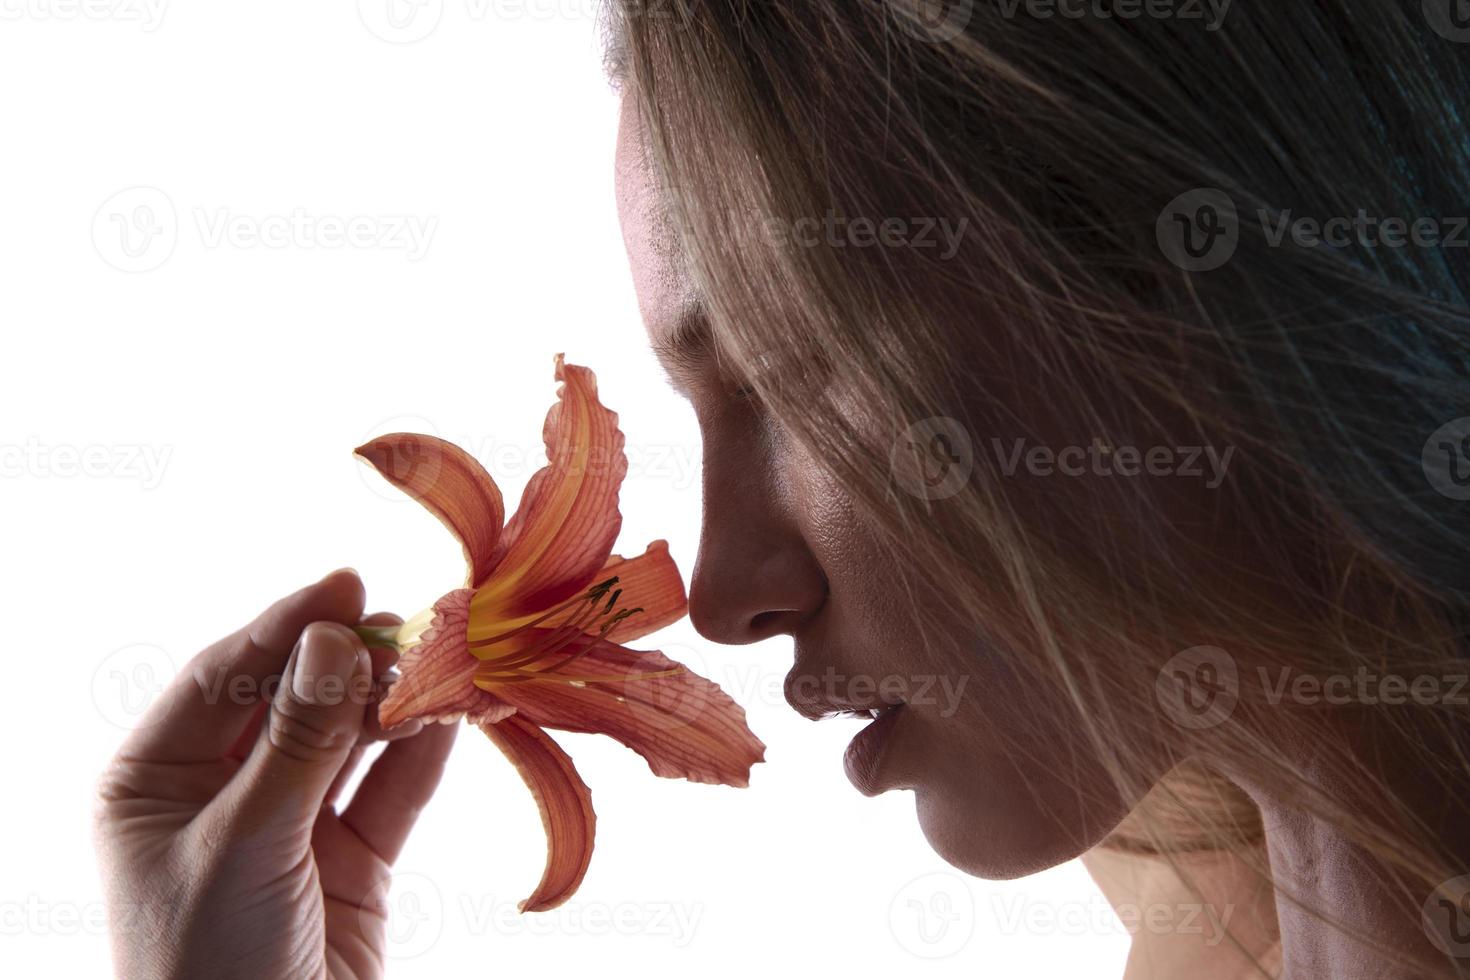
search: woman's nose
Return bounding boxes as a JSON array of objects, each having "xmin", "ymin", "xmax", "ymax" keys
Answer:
[{"xmin": 686, "ymin": 434, "xmax": 827, "ymax": 645}]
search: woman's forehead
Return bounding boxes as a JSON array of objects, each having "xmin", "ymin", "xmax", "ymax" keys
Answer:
[{"xmin": 614, "ymin": 95, "xmax": 701, "ymax": 354}]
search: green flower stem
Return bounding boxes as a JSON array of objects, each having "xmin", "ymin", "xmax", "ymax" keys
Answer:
[{"xmin": 353, "ymin": 624, "xmax": 403, "ymax": 653}]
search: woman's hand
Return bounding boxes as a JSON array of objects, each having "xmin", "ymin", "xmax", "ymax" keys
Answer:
[{"xmin": 93, "ymin": 569, "xmax": 458, "ymax": 980}]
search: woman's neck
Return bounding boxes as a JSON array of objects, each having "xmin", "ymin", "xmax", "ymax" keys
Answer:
[
  {"xmin": 1224, "ymin": 735, "xmax": 1470, "ymax": 980},
  {"xmin": 1082, "ymin": 845, "xmax": 1281, "ymax": 980}
]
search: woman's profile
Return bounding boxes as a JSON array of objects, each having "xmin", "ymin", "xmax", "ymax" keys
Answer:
[{"xmin": 94, "ymin": 3, "xmax": 1470, "ymax": 978}]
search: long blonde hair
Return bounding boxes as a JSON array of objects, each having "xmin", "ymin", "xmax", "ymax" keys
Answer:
[{"xmin": 607, "ymin": 2, "xmax": 1470, "ymax": 973}]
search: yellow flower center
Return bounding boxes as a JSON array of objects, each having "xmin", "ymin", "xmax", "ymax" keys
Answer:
[{"xmin": 465, "ymin": 577, "xmax": 679, "ymax": 688}]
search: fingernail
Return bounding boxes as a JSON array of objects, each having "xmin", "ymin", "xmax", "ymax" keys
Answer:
[
  {"xmin": 293, "ymin": 627, "xmax": 361, "ymax": 705},
  {"xmin": 320, "ymin": 566, "xmax": 360, "ymax": 583}
]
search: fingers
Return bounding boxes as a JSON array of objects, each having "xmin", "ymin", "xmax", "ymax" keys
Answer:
[
  {"xmin": 227, "ymin": 611, "xmax": 420, "ymax": 765},
  {"xmin": 319, "ymin": 612, "xmax": 424, "ymax": 803},
  {"xmin": 213, "ymin": 621, "xmax": 373, "ymax": 843},
  {"xmin": 323, "ymin": 716, "xmax": 425, "ymax": 809},
  {"xmin": 340, "ymin": 721, "xmax": 458, "ymax": 864},
  {"xmin": 358, "ymin": 611, "xmax": 423, "ymax": 746},
  {"xmin": 324, "ymin": 744, "xmax": 369, "ymax": 809},
  {"xmin": 120, "ymin": 568, "xmax": 366, "ymax": 764}
]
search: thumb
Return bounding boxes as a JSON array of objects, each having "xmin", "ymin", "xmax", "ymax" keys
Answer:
[{"xmin": 219, "ymin": 621, "xmax": 372, "ymax": 841}]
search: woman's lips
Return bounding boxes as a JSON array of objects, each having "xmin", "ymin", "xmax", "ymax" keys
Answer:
[
  {"xmin": 782, "ymin": 657, "xmax": 906, "ymax": 793},
  {"xmin": 842, "ymin": 704, "xmax": 903, "ymax": 795}
]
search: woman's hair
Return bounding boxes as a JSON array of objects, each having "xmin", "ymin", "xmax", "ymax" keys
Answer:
[{"xmin": 606, "ymin": 1, "xmax": 1470, "ymax": 973}]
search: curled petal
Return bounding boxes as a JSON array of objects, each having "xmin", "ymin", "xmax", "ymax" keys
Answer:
[
  {"xmin": 589, "ymin": 540, "xmax": 688, "ymax": 644},
  {"xmin": 470, "ymin": 356, "xmax": 627, "ymax": 633},
  {"xmin": 480, "ymin": 715, "xmax": 596, "ymax": 913},
  {"xmin": 378, "ymin": 590, "xmax": 515, "ymax": 729},
  {"xmin": 355, "ymin": 434, "xmax": 506, "ymax": 588},
  {"xmin": 492, "ymin": 639, "xmax": 766, "ymax": 787}
]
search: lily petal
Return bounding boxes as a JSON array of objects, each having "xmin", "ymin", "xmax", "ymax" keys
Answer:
[
  {"xmin": 480, "ymin": 715, "xmax": 596, "ymax": 913},
  {"xmin": 588, "ymin": 540, "xmax": 688, "ymax": 645},
  {"xmin": 491, "ymin": 639, "xmax": 766, "ymax": 787},
  {"xmin": 378, "ymin": 590, "xmax": 515, "ymax": 729},
  {"xmin": 470, "ymin": 356, "xmax": 627, "ymax": 627},
  {"xmin": 355, "ymin": 434, "xmax": 506, "ymax": 588}
]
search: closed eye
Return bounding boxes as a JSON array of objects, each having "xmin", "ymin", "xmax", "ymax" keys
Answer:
[{"xmin": 651, "ymin": 299, "xmax": 716, "ymax": 384}]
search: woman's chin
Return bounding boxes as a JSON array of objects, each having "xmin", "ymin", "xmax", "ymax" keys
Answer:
[{"xmin": 912, "ymin": 782, "xmax": 1125, "ymax": 881}]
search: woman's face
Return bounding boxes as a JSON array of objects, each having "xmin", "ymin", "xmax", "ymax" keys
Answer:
[{"xmin": 613, "ymin": 95, "xmax": 1141, "ymax": 878}]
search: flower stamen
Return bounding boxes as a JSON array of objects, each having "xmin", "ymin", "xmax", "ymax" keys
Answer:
[
  {"xmin": 469, "ymin": 578, "xmax": 651, "ymax": 680},
  {"xmin": 467, "ymin": 577, "xmax": 620, "ymax": 651}
]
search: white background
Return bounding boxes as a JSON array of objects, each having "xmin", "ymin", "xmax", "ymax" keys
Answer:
[{"xmin": 0, "ymin": 1, "xmax": 1127, "ymax": 976}]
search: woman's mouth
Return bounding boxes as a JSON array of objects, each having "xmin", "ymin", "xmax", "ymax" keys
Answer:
[
  {"xmin": 780, "ymin": 659, "xmax": 906, "ymax": 793},
  {"xmin": 842, "ymin": 704, "xmax": 903, "ymax": 795}
]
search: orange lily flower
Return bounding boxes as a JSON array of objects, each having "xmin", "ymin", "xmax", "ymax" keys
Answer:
[{"xmin": 354, "ymin": 355, "xmax": 765, "ymax": 913}]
